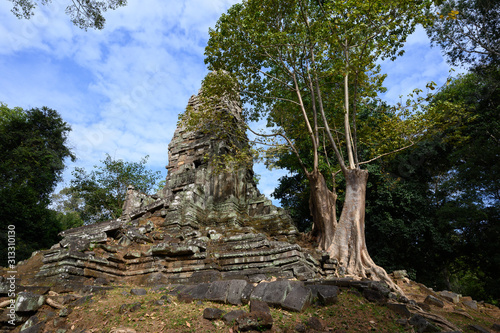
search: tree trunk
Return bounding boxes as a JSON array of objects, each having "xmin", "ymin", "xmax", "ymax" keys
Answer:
[
  {"xmin": 325, "ymin": 168, "xmax": 399, "ymax": 291},
  {"xmin": 307, "ymin": 170, "xmax": 337, "ymax": 251}
]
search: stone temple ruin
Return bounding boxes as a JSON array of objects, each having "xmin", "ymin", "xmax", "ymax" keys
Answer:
[
  {"xmin": 5, "ymin": 85, "xmax": 484, "ymax": 333},
  {"xmin": 32, "ymin": 88, "xmax": 338, "ymax": 287}
]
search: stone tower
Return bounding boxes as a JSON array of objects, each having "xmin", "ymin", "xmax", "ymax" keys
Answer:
[{"xmin": 153, "ymin": 92, "xmax": 297, "ymax": 237}]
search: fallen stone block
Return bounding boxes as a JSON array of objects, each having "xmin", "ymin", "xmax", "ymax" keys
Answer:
[
  {"xmin": 386, "ymin": 302, "xmax": 412, "ymax": 318},
  {"xmin": 236, "ymin": 312, "xmax": 273, "ymax": 332},
  {"xmin": 15, "ymin": 292, "xmax": 46, "ymax": 313},
  {"xmin": 439, "ymin": 291, "xmax": 460, "ymax": 304},
  {"xmin": 250, "ymin": 299, "xmax": 270, "ymax": 314},
  {"xmin": 20, "ymin": 321, "xmax": 45, "ymax": 333},
  {"xmin": 295, "ymin": 323, "xmax": 307, "ymax": 332},
  {"xmin": 177, "ymin": 293, "xmax": 194, "ymax": 303},
  {"xmin": 363, "ymin": 288, "xmax": 386, "ymax": 304},
  {"xmin": 203, "ymin": 308, "xmax": 225, "ymax": 320},
  {"xmin": 226, "ymin": 280, "xmax": 249, "ymax": 305},
  {"xmin": 59, "ymin": 307, "xmax": 72, "ymax": 317},
  {"xmin": 222, "ymin": 310, "xmax": 247, "ymax": 326},
  {"xmin": 249, "ymin": 282, "xmax": 268, "ymax": 302},
  {"xmin": 130, "ymin": 288, "xmax": 147, "ymax": 296},
  {"xmin": 119, "ymin": 304, "xmax": 129, "ymax": 314},
  {"xmin": 72, "ymin": 295, "xmax": 94, "ymax": 307},
  {"xmin": 281, "ymin": 282, "xmax": 311, "ymax": 312},
  {"xmin": 129, "ymin": 302, "xmax": 142, "ymax": 312},
  {"xmin": 392, "ymin": 270, "xmax": 409, "ymax": 279},
  {"xmin": 205, "ymin": 280, "xmax": 231, "ymax": 303},
  {"xmin": 424, "ymin": 295, "xmax": 445, "ymax": 308},
  {"xmin": 409, "ymin": 314, "xmax": 440, "ymax": 333},
  {"xmin": 308, "ymin": 285, "xmax": 339, "ymax": 305},
  {"xmin": 306, "ymin": 317, "xmax": 327, "ymax": 331},
  {"xmin": 20, "ymin": 315, "xmax": 40, "ymax": 332},
  {"xmin": 261, "ymin": 280, "xmax": 291, "ymax": 307},
  {"xmin": 417, "ymin": 302, "xmax": 431, "ymax": 311},
  {"xmin": 463, "ymin": 300, "xmax": 478, "ymax": 310},
  {"xmin": 240, "ymin": 283, "xmax": 254, "ymax": 305},
  {"xmin": 185, "ymin": 283, "xmax": 210, "ymax": 300}
]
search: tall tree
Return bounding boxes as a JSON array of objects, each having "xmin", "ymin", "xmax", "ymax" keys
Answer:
[
  {"xmin": 198, "ymin": 0, "xmax": 434, "ymax": 287},
  {"xmin": 428, "ymin": 69, "xmax": 500, "ymax": 303},
  {"xmin": 0, "ymin": 104, "xmax": 74, "ymax": 264},
  {"xmin": 8, "ymin": 0, "xmax": 127, "ymax": 30},
  {"xmin": 69, "ymin": 154, "xmax": 162, "ymax": 224},
  {"xmin": 272, "ymin": 101, "xmax": 460, "ymax": 289},
  {"xmin": 423, "ymin": 0, "xmax": 499, "ymax": 303}
]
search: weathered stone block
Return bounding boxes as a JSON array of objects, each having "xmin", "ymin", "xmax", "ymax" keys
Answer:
[
  {"xmin": 424, "ymin": 295, "xmax": 444, "ymax": 308},
  {"xmin": 363, "ymin": 288, "xmax": 386, "ymax": 303},
  {"xmin": 241, "ymin": 283, "xmax": 254, "ymax": 305},
  {"xmin": 249, "ymin": 282, "xmax": 268, "ymax": 302},
  {"xmin": 386, "ymin": 302, "xmax": 412, "ymax": 318},
  {"xmin": 261, "ymin": 280, "xmax": 291, "ymax": 307},
  {"xmin": 227, "ymin": 280, "xmax": 249, "ymax": 305},
  {"xmin": 177, "ymin": 293, "xmax": 193, "ymax": 303},
  {"xmin": 306, "ymin": 317, "xmax": 327, "ymax": 331},
  {"xmin": 281, "ymin": 282, "xmax": 311, "ymax": 312},
  {"xmin": 203, "ymin": 308, "xmax": 225, "ymax": 320},
  {"xmin": 308, "ymin": 285, "xmax": 339, "ymax": 305},
  {"xmin": 409, "ymin": 314, "xmax": 440, "ymax": 333},
  {"xmin": 205, "ymin": 280, "xmax": 231, "ymax": 303},
  {"xmin": 130, "ymin": 288, "xmax": 147, "ymax": 296},
  {"xmin": 222, "ymin": 310, "xmax": 247, "ymax": 326},
  {"xmin": 250, "ymin": 299, "xmax": 271, "ymax": 314},
  {"xmin": 439, "ymin": 291, "xmax": 460, "ymax": 304},
  {"xmin": 15, "ymin": 292, "xmax": 45, "ymax": 313},
  {"xmin": 124, "ymin": 251, "xmax": 141, "ymax": 259},
  {"xmin": 185, "ymin": 283, "xmax": 210, "ymax": 300},
  {"xmin": 236, "ymin": 312, "xmax": 273, "ymax": 332}
]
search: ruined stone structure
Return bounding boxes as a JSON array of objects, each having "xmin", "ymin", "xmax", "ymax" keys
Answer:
[
  {"xmin": 4, "ymin": 85, "xmax": 481, "ymax": 333},
  {"xmin": 33, "ymin": 89, "xmax": 338, "ymax": 286}
]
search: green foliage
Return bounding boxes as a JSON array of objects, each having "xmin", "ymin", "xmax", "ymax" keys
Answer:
[
  {"xmin": 54, "ymin": 210, "xmax": 84, "ymax": 231},
  {"xmin": 69, "ymin": 154, "xmax": 163, "ymax": 224},
  {"xmin": 430, "ymin": 68, "xmax": 499, "ymax": 303},
  {"xmin": 426, "ymin": 0, "xmax": 500, "ymax": 67},
  {"xmin": 426, "ymin": 0, "xmax": 499, "ymax": 301},
  {"xmin": 0, "ymin": 104, "xmax": 74, "ymax": 264},
  {"xmin": 272, "ymin": 173, "xmax": 312, "ymax": 232},
  {"xmin": 50, "ymin": 187, "xmax": 85, "ymax": 230},
  {"xmin": 8, "ymin": 0, "xmax": 127, "ymax": 30}
]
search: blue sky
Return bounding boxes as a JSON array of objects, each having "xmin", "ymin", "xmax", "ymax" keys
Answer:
[{"xmin": 0, "ymin": 0, "xmax": 459, "ymax": 205}]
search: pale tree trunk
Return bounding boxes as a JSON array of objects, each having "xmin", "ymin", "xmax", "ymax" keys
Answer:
[
  {"xmin": 310, "ymin": 168, "xmax": 400, "ymax": 292},
  {"xmin": 307, "ymin": 170, "xmax": 337, "ymax": 250}
]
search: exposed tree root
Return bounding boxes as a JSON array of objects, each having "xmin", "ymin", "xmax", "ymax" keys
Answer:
[{"xmin": 408, "ymin": 305, "xmax": 461, "ymax": 332}]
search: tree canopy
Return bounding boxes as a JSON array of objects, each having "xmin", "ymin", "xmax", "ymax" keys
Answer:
[
  {"xmin": 0, "ymin": 104, "xmax": 74, "ymax": 264},
  {"xmin": 426, "ymin": 0, "xmax": 500, "ymax": 67},
  {"xmin": 69, "ymin": 154, "xmax": 163, "ymax": 224},
  {"xmin": 8, "ymin": 0, "xmax": 127, "ymax": 30}
]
